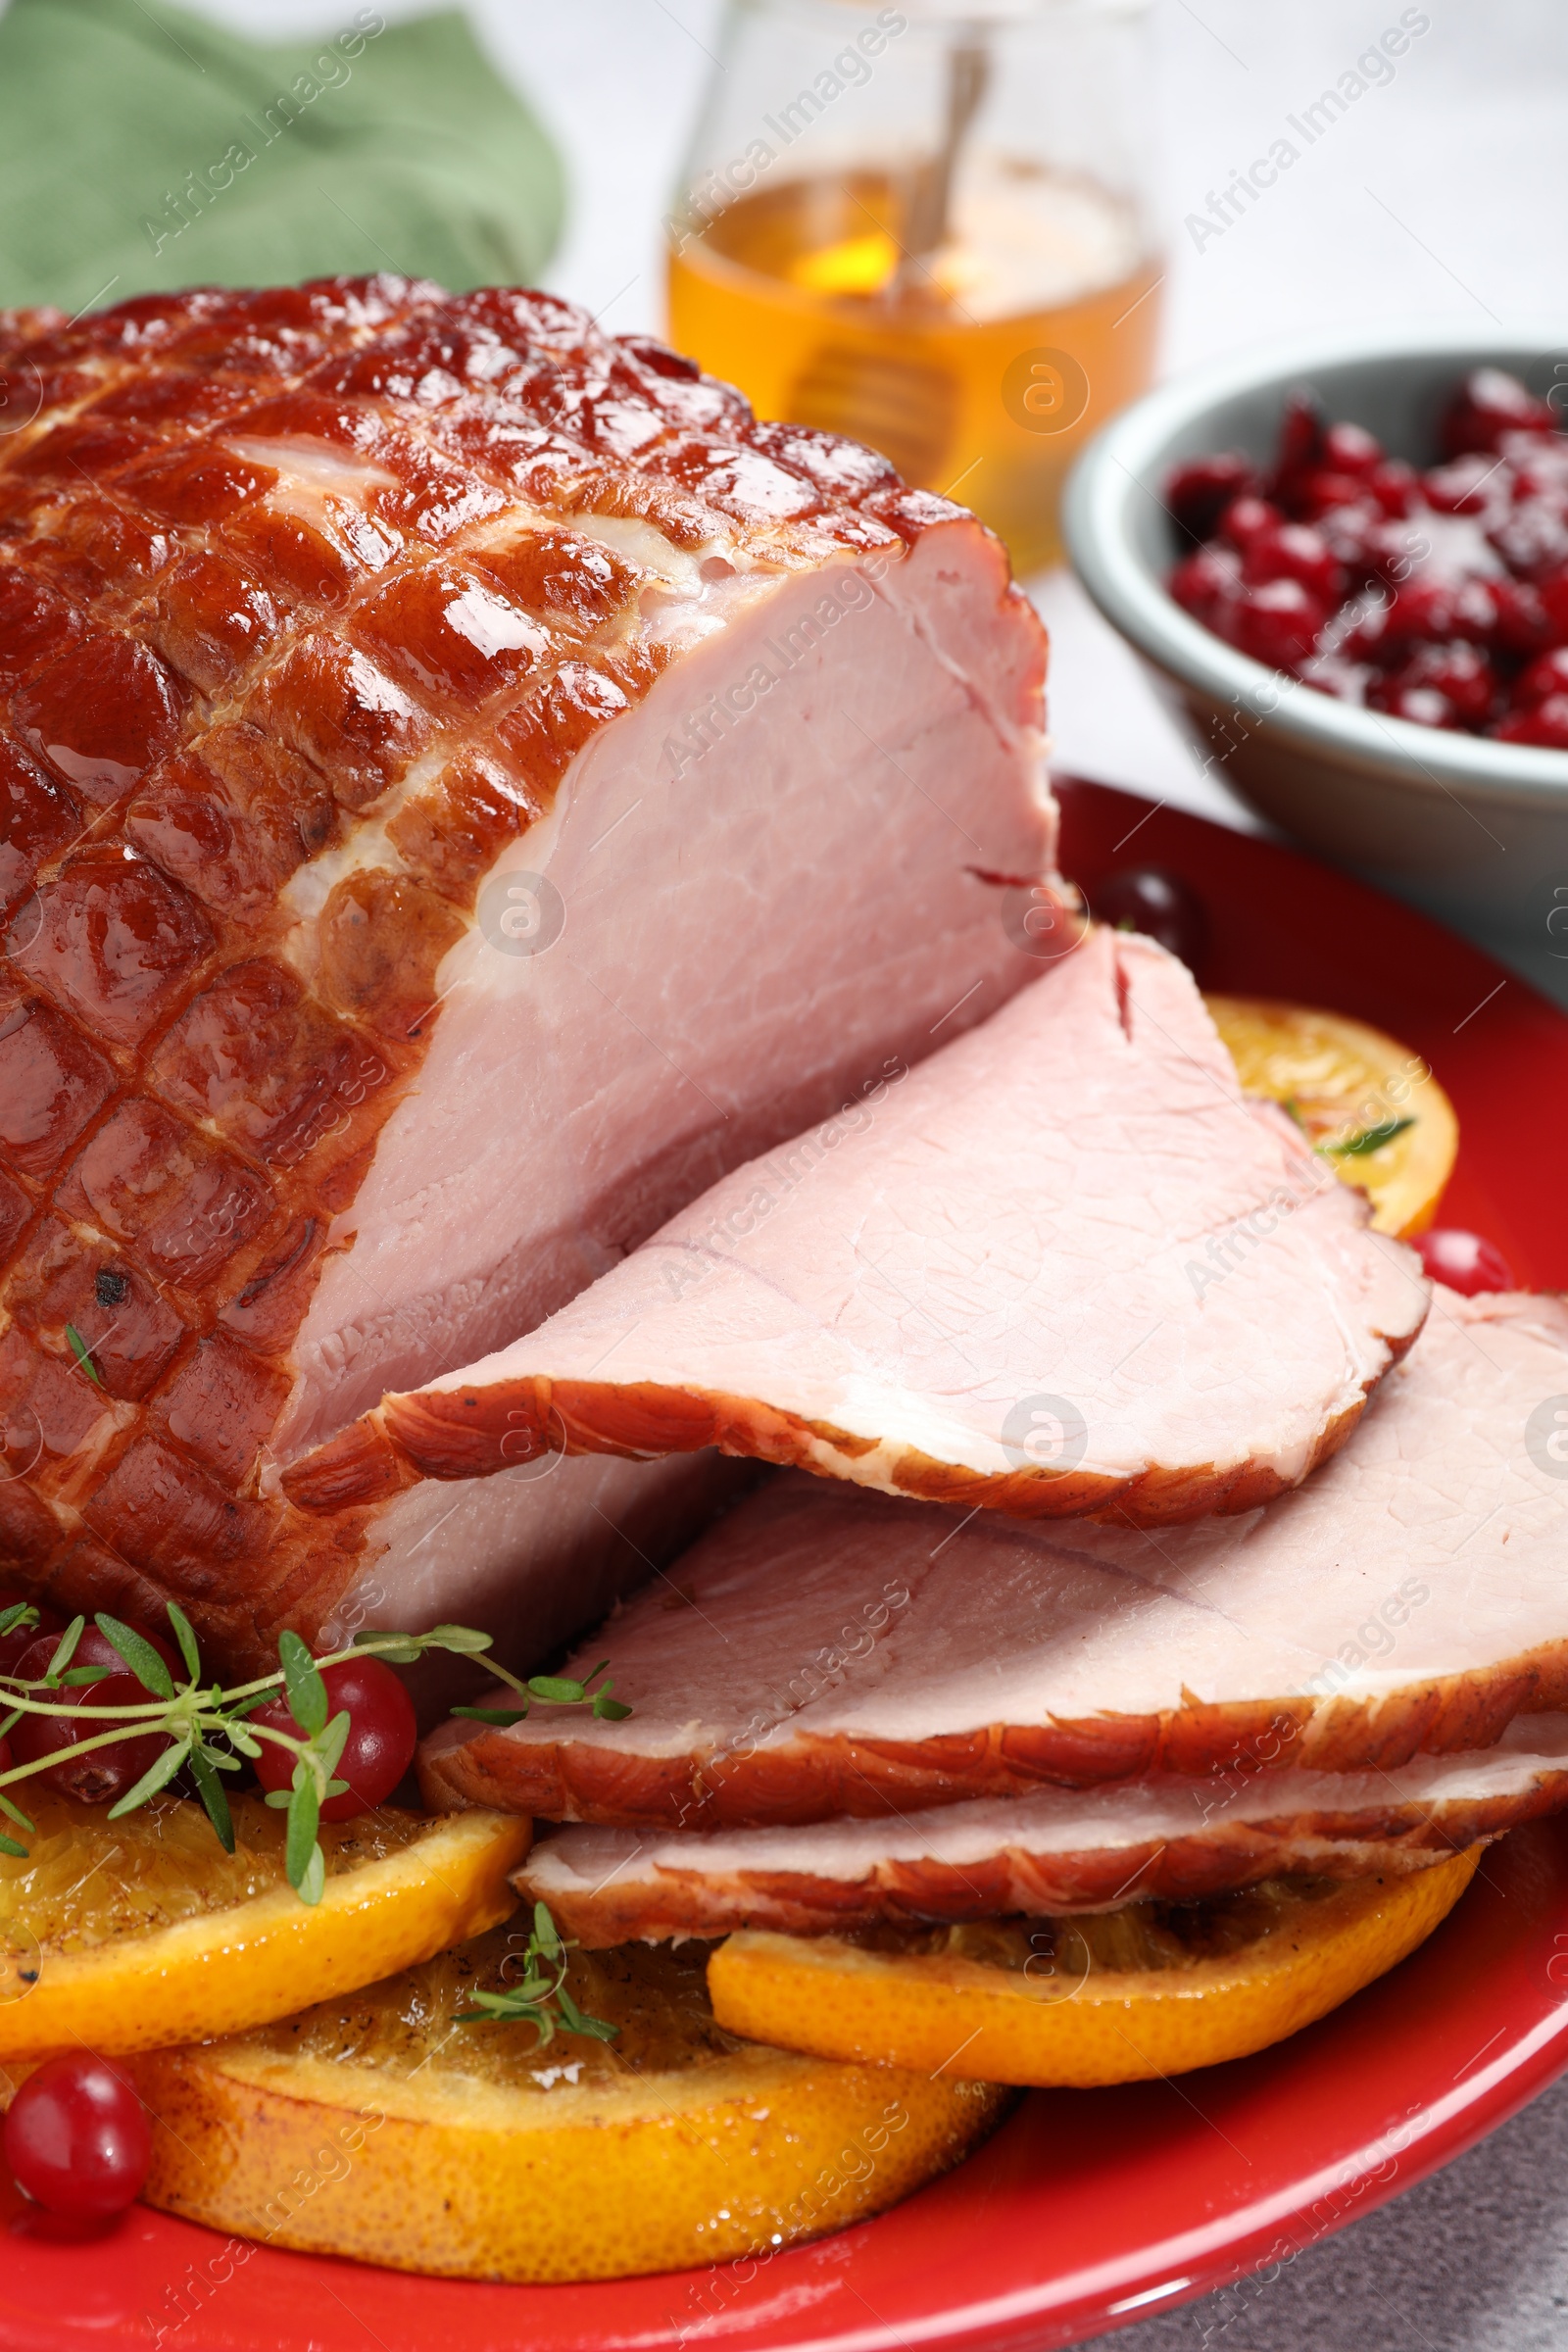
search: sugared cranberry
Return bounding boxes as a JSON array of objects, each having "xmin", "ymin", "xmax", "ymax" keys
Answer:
[
  {"xmin": 1492, "ymin": 577, "xmax": 1554, "ymax": 655},
  {"xmin": 1231, "ymin": 577, "xmax": 1326, "ymax": 669},
  {"xmin": 1365, "ymin": 459, "xmax": 1420, "ymax": 517},
  {"xmin": 1290, "ymin": 467, "xmax": 1376, "ymax": 520},
  {"xmin": 1322, "ymin": 420, "xmax": 1383, "ymax": 476},
  {"xmin": 1513, "ymin": 648, "xmax": 1568, "ymax": 706},
  {"xmin": 1489, "ymin": 501, "xmax": 1568, "ymax": 582},
  {"xmin": 1376, "ymin": 641, "xmax": 1498, "ymax": 726},
  {"xmin": 1242, "ymin": 521, "xmax": 1347, "ymax": 605},
  {"xmin": 1270, "ymin": 389, "xmax": 1325, "ymax": 488},
  {"xmin": 1441, "ymin": 368, "xmax": 1557, "ymax": 458},
  {"xmin": 1218, "ymin": 494, "xmax": 1282, "ymax": 549},
  {"xmin": 1412, "ymin": 1228, "xmax": 1516, "ymax": 1295},
  {"xmin": 1423, "ymin": 455, "xmax": 1505, "ymax": 515},
  {"xmin": 1165, "ymin": 451, "xmax": 1260, "ymax": 542},
  {"xmin": 1494, "ymin": 693, "xmax": 1568, "ymax": 748},
  {"xmin": 1091, "ymin": 866, "xmax": 1207, "ymax": 970},
  {"xmin": 250, "ymin": 1653, "xmax": 417, "ymax": 1821},
  {"xmin": 1375, "ymin": 577, "xmax": 1499, "ymax": 652},
  {"xmin": 1169, "ymin": 546, "xmax": 1239, "ymax": 625},
  {"xmin": 4, "ymin": 2052, "xmax": 150, "ymax": 2219},
  {"xmin": 1369, "ymin": 681, "xmax": 1460, "ymax": 728},
  {"xmin": 1537, "ymin": 572, "xmax": 1568, "ymax": 645}
]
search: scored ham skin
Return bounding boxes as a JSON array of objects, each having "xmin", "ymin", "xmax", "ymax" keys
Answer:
[
  {"xmin": 298, "ymin": 929, "xmax": 1427, "ymax": 1529},
  {"xmin": 516, "ymin": 1713, "xmax": 1568, "ymax": 1945},
  {"xmin": 0, "ymin": 275, "xmax": 1051, "ymax": 1672},
  {"xmin": 419, "ymin": 1292, "xmax": 1568, "ymax": 1821}
]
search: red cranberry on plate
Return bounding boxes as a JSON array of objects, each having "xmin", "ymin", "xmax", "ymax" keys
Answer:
[
  {"xmin": 1412, "ymin": 1228, "xmax": 1516, "ymax": 1295},
  {"xmin": 1091, "ymin": 866, "xmax": 1207, "ymax": 970},
  {"xmin": 250, "ymin": 1652, "xmax": 417, "ymax": 1822},
  {"xmin": 10, "ymin": 1624, "xmax": 182, "ymax": 1806},
  {"xmin": 1494, "ymin": 693, "xmax": 1568, "ymax": 748},
  {"xmin": 1165, "ymin": 451, "xmax": 1260, "ymax": 541},
  {"xmin": 1241, "ymin": 521, "xmax": 1347, "ymax": 605},
  {"xmin": 1441, "ymin": 368, "xmax": 1557, "ymax": 459},
  {"xmin": 3, "ymin": 2052, "xmax": 150, "ymax": 2219}
]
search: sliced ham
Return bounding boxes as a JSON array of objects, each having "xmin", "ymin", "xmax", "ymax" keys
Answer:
[
  {"xmin": 298, "ymin": 929, "xmax": 1427, "ymax": 1534},
  {"xmin": 0, "ymin": 276, "xmax": 1051, "ymax": 1672},
  {"xmin": 419, "ymin": 1292, "xmax": 1568, "ymax": 1819},
  {"xmin": 516, "ymin": 1714, "xmax": 1568, "ymax": 1945}
]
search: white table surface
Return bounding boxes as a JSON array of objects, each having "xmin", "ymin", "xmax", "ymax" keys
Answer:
[{"xmin": 80, "ymin": 3, "xmax": 1568, "ymax": 2341}]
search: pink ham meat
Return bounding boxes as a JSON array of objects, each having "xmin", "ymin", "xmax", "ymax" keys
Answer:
[
  {"xmin": 296, "ymin": 928, "xmax": 1427, "ymax": 1530},
  {"xmin": 516, "ymin": 1715, "xmax": 1568, "ymax": 1945},
  {"xmin": 0, "ymin": 276, "xmax": 1051, "ymax": 1673},
  {"xmin": 420, "ymin": 1292, "xmax": 1568, "ymax": 1821}
]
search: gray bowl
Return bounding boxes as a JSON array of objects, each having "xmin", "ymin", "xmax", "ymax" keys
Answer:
[{"xmin": 1062, "ymin": 324, "xmax": 1568, "ymax": 960}]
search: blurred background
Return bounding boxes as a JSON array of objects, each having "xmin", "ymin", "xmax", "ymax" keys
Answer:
[{"xmin": 4, "ymin": 0, "xmax": 1564, "ymax": 852}]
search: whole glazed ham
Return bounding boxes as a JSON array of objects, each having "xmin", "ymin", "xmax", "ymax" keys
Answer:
[{"xmin": 0, "ymin": 274, "xmax": 1054, "ymax": 1671}]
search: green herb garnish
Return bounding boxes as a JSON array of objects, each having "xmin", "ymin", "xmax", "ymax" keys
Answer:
[
  {"xmin": 1323, "ymin": 1116, "xmax": 1415, "ymax": 1157},
  {"xmin": 452, "ymin": 1900, "xmax": 619, "ymax": 2046},
  {"xmin": 63, "ymin": 1322, "xmax": 102, "ymax": 1385}
]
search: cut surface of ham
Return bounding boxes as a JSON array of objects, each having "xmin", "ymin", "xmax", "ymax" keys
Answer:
[
  {"xmin": 420, "ymin": 1293, "xmax": 1568, "ymax": 1820},
  {"xmin": 517, "ymin": 1713, "xmax": 1568, "ymax": 1944},
  {"xmin": 302, "ymin": 929, "xmax": 1427, "ymax": 1532},
  {"xmin": 0, "ymin": 276, "xmax": 1050, "ymax": 1669}
]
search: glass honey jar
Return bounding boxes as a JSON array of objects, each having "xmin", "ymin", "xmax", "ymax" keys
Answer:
[{"xmin": 666, "ymin": 0, "xmax": 1161, "ymax": 574}]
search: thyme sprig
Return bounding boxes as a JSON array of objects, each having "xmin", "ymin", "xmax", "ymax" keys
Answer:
[
  {"xmin": 442, "ymin": 1652, "xmax": 631, "ymax": 1730},
  {"xmin": 0, "ymin": 1609, "xmax": 631, "ymax": 1905},
  {"xmin": 452, "ymin": 1899, "xmax": 618, "ymax": 2046},
  {"xmin": 1323, "ymin": 1115, "xmax": 1415, "ymax": 1157}
]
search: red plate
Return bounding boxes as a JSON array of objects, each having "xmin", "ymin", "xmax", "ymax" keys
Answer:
[{"xmin": 6, "ymin": 781, "xmax": 1568, "ymax": 2352}]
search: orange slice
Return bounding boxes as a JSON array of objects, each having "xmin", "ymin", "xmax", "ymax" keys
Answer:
[
  {"xmin": 707, "ymin": 1849, "xmax": 1479, "ymax": 2089},
  {"xmin": 131, "ymin": 1929, "xmax": 1008, "ymax": 2282},
  {"xmin": 1206, "ymin": 994, "xmax": 1458, "ymax": 1237},
  {"xmin": 0, "ymin": 1790, "xmax": 528, "ymax": 2060}
]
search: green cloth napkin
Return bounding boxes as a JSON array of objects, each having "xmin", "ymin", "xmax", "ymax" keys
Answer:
[{"xmin": 0, "ymin": 0, "xmax": 564, "ymax": 312}]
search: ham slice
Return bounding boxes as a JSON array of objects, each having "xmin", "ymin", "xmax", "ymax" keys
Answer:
[
  {"xmin": 516, "ymin": 1714, "xmax": 1568, "ymax": 1944},
  {"xmin": 420, "ymin": 1292, "xmax": 1568, "ymax": 1819},
  {"xmin": 0, "ymin": 276, "xmax": 1051, "ymax": 1672},
  {"xmin": 298, "ymin": 929, "xmax": 1427, "ymax": 1531}
]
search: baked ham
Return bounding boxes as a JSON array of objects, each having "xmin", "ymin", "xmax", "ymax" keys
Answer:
[
  {"xmin": 297, "ymin": 928, "xmax": 1427, "ymax": 1529},
  {"xmin": 516, "ymin": 1713, "xmax": 1568, "ymax": 1944},
  {"xmin": 420, "ymin": 1292, "xmax": 1568, "ymax": 1821},
  {"xmin": 0, "ymin": 276, "xmax": 1052, "ymax": 1671}
]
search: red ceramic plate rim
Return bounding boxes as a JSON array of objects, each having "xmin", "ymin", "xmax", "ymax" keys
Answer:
[{"xmin": 3, "ymin": 781, "xmax": 1567, "ymax": 2352}]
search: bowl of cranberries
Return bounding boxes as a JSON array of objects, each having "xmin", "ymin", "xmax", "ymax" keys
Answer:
[{"xmin": 1063, "ymin": 329, "xmax": 1568, "ymax": 949}]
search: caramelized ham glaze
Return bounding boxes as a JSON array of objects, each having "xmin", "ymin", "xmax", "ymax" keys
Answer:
[
  {"xmin": 0, "ymin": 275, "xmax": 1052, "ymax": 1670},
  {"xmin": 518, "ymin": 1714, "xmax": 1568, "ymax": 1944},
  {"xmin": 303, "ymin": 930, "xmax": 1426, "ymax": 1531},
  {"xmin": 421, "ymin": 1293, "xmax": 1568, "ymax": 1822}
]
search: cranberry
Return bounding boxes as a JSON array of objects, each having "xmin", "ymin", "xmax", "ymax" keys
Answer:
[
  {"xmin": 1242, "ymin": 521, "xmax": 1347, "ymax": 605},
  {"xmin": 1231, "ymin": 577, "xmax": 1326, "ymax": 669},
  {"xmin": 250, "ymin": 1653, "xmax": 416, "ymax": 1821},
  {"xmin": 1169, "ymin": 545, "xmax": 1239, "ymax": 625},
  {"xmin": 1423, "ymin": 455, "xmax": 1505, "ymax": 516},
  {"xmin": 1375, "ymin": 641, "xmax": 1497, "ymax": 727},
  {"xmin": 1322, "ymin": 420, "xmax": 1383, "ymax": 476},
  {"xmin": 11, "ymin": 1624, "xmax": 182, "ymax": 1806},
  {"xmin": 1494, "ymin": 693, "xmax": 1568, "ymax": 749},
  {"xmin": 1270, "ymin": 388, "xmax": 1325, "ymax": 485},
  {"xmin": 1492, "ymin": 578, "xmax": 1554, "ymax": 655},
  {"xmin": 1490, "ymin": 501, "xmax": 1568, "ymax": 582},
  {"xmin": 1375, "ymin": 577, "xmax": 1498, "ymax": 652},
  {"xmin": 0, "ymin": 1592, "xmax": 62, "ymax": 1680},
  {"xmin": 1441, "ymin": 368, "xmax": 1557, "ymax": 458},
  {"xmin": 1364, "ymin": 461, "xmax": 1417, "ymax": 518},
  {"xmin": 1292, "ymin": 468, "xmax": 1377, "ymax": 521},
  {"xmin": 1314, "ymin": 499, "xmax": 1383, "ymax": 571},
  {"xmin": 1218, "ymin": 494, "xmax": 1282, "ymax": 549},
  {"xmin": 1165, "ymin": 451, "xmax": 1259, "ymax": 542},
  {"xmin": 1092, "ymin": 866, "xmax": 1207, "ymax": 970},
  {"xmin": 1371, "ymin": 682, "xmax": 1463, "ymax": 729},
  {"xmin": 4, "ymin": 2052, "xmax": 150, "ymax": 2218},
  {"xmin": 1513, "ymin": 648, "xmax": 1568, "ymax": 706},
  {"xmin": 1538, "ymin": 572, "xmax": 1568, "ymax": 645},
  {"xmin": 1412, "ymin": 1228, "xmax": 1516, "ymax": 1296}
]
